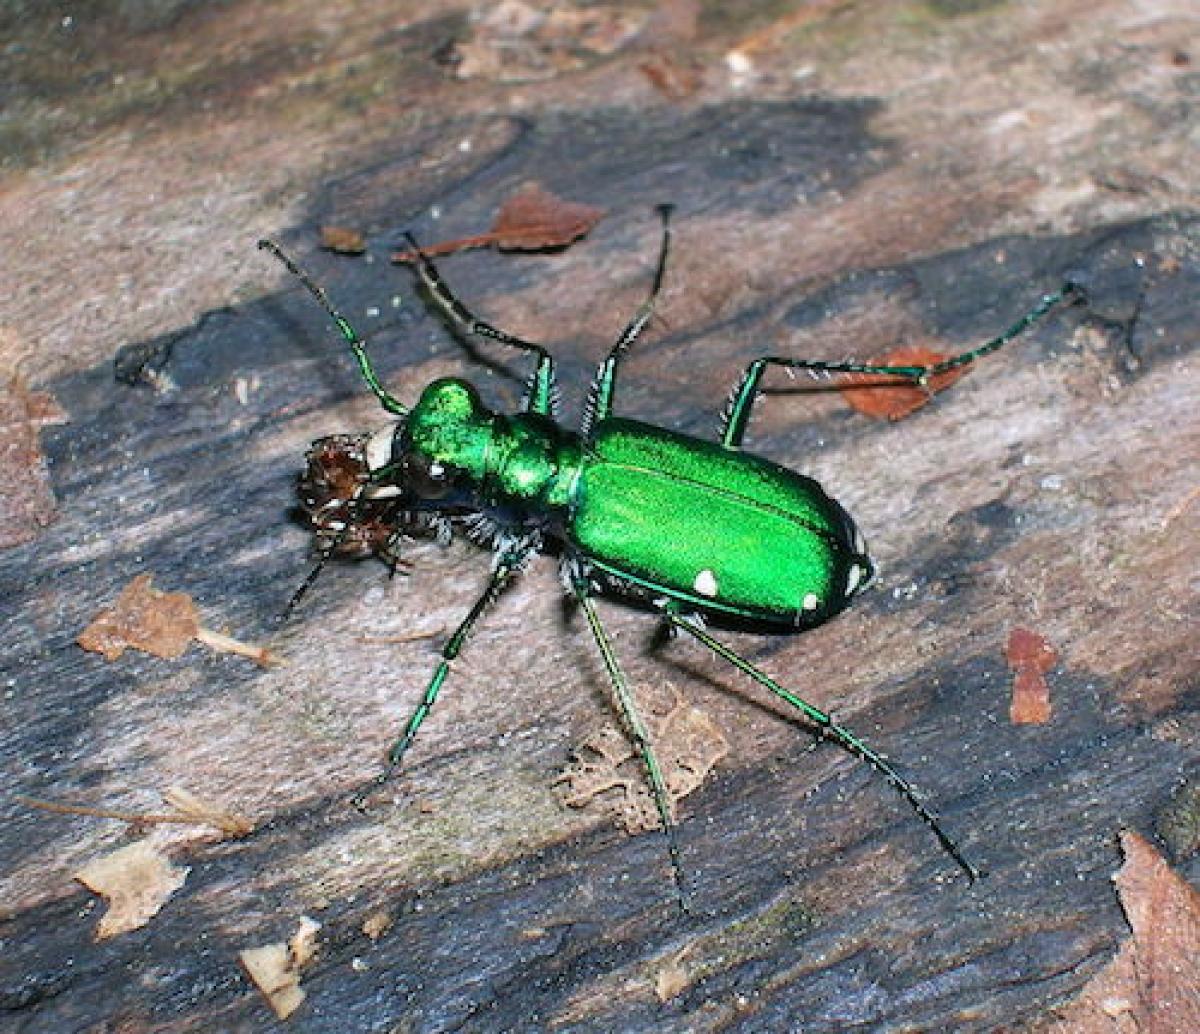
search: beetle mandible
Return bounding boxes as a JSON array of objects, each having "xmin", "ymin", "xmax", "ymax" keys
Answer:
[{"xmin": 260, "ymin": 206, "xmax": 1079, "ymax": 906}]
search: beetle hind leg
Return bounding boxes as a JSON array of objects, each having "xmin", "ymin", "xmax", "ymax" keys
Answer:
[
  {"xmin": 570, "ymin": 574, "xmax": 692, "ymax": 913},
  {"xmin": 663, "ymin": 609, "xmax": 981, "ymax": 882}
]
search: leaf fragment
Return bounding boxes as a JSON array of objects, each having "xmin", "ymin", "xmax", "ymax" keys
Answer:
[
  {"xmin": 74, "ymin": 839, "xmax": 189, "ymax": 940},
  {"xmin": 78, "ymin": 574, "xmax": 280, "ymax": 666},
  {"xmin": 319, "ymin": 225, "xmax": 366, "ymax": 254},
  {"xmin": 557, "ymin": 682, "xmax": 729, "ymax": 834},
  {"xmin": 490, "ymin": 183, "xmax": 605, "ymax": 251},
  {"xmin": 78, "ymin": 573, "xmax": 198, "ymax": 660},
  {"xmin": 1044, "ymin": 831, "xmax": 1200, "ymax": 1033},
  {"xmin": 1006, "ymin": 627, "xmax": 1057, "ymax": 725},
  {"xmin": 240, "ymin": 916, "xmax": 321, "ymax": 1020},
  {"xmin": 392, "ymin": 183, "xmax": 603, "ymax": 262},
  {"xmin": 838, "ymin": 345, "xmax": 967, "ymax": 420},
  {"xmin": 0, "ymin": 364, "xmax": 69, "ymax": 548}
]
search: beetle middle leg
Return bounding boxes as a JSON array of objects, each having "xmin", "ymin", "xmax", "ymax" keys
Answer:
[
  {"xmin": 663, "ymin": 609, "xmax": 981, "ymax": 881},
  {"xmin": 718, "ymin": 282, "xmax": 1082, "ymax": 448},
  {"xmin": 353, "ymin": 537, "xmax": 537, "ymax": 807},
  {"xmin": 571, "ymin": 576, "xmax": 691, "ymax": 912},
  {"xmin": 404, "ymin": 232, "xmax": 557, "ymax": 416}
]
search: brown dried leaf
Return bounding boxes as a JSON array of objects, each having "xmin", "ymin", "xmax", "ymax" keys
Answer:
[
  {"xmin": 77, "ymin": 573, "xmax": 199, "ymax": 661},
  {"xmin": 74, "ymin": 839, "xmax": 189, "ymax": 940},
  {"xmin": 1007, "ymin": 627, "xmax": 1057, "ymax": 725},
  {"xmin": 557, "ymin": 682, "xmax": 729, "ymax": 834},
  {"xmin": 638, "ymin": 53, "xmax": 703, "ymax": 100},
  {"xmin": 77, "ymin": 575, "xmax": 277, "ymax": 665},
  {"xmin": 240, "ymin": 917, "xmax": 321, "ymax": 1021},
  {"xmin": 491, "ymin": 183, "xmax": 605, "ymax": 251},
  {"xmin": 839, "ymin": 345, "xmax": 967, "ymax": 421},
  {"xmin": 392, "ymin": 183, "xmax": 604, "ymax": 262},
  {"xmin": 1044, "ymin": 831, "xmax": 1200, "ymax": 1033},
  {"xmin": 0, "ymin": 365, "xmax": 69, "ymax": 548},
  {"xmin": 319, "ymin": 225, "xmax": 366, "ymax": 254}
]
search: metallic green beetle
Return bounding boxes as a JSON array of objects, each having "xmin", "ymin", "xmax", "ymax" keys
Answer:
[{"xmin": 261, "ymin": 209, "xmax": 1076, "ymax": 904}]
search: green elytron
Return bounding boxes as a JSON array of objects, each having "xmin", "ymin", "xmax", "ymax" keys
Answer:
[{"xmin": 260, "ymin": 207, "xmax": 1078, "ymax": 905}]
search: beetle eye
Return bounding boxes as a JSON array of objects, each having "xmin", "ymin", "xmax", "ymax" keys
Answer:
[{"xmin": 401, "ymin": 452, "xmax": 456, "ymax": 499}]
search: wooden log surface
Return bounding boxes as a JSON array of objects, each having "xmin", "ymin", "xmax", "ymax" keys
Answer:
[{"xmin": 1, "ymin": 2, "xmax": 1196, "ymax": 1031}]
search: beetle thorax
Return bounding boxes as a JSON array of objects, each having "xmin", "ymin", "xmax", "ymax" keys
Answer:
[{"xmin": 401, "ymin": 378, "xmax": 580, "ymax": 513}]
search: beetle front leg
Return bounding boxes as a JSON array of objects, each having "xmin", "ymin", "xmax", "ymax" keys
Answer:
[
  {"xmin": 258, "ymin": 239, "xmax": 408, "ymax": 416},
  {"xmin": 718, "ymin": 283, "xmax": 1082, "ymax": 448},
  {"xmin": 664, "ymin": 609, "xmax": 981, "ymax": 881},
  {"xmin": 403, "ymin": 233, "xmax": 557, "ymax": 417},
  {"xmin": 582, "ymin": 205, "xmax": 674, "ymax": 435},
  {"xmin": 571, "ymin": 576, "xmax": 691, "ymax": 913},
  {"xmin": 353, "ymin": 541, "xmax": 534, "ymax": 807}
]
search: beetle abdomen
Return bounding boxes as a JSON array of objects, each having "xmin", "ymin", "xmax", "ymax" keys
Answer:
[{"xmin": 569, "ymin": 420, "xmax": 873, "ymax": 627}]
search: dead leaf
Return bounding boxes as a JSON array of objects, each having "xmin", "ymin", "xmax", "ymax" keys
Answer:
[
  {"xmin": 319, "ymin": 225, "xmax": 366, "ymax": 254},
  {"xmin": 638, "ymin": 53, "xmax": 703, "ymax": 100},
  {"xmin": 78, "ymin": 574, "xmax": 199, "ymax": 661},
  {"xmin": 0, "ymin": 363, "xmax": 69, "ymax": 548},
  {"xmin": 74, "ymin": 839, "xmax": 189, "ymax": 940},
  {"xmin": 1007, "ymin": 627, "xmax": 1057, "ymax": 725},
  {"xmin": 362, "ymin": 910, "xmax": 394, "ymax": 941},
  {"xmin": 557, "ymin": 682, "xmax": 729, "ymax": 834},
  {"xmin": 839, "ymin": 345, "xmax": 967, "ymax": 421},
  {"xmin": 78, "ymin": 574, "xmax": 280, "ymax": 665},
  {"xmin": 655, "ymin": 955, "xmax": 691, "ymax": 1002},
  {"xmin": 1044, "ymin": 831, "xmax": 1200, "ymax": 1033},
  {"xmin": 240, "ymin": 916, "xmax": 321, "ymax": 1020},
  {"xmin": 491, "ymin": 183, "xmax": 605, "ymax": 251},
  {"xmin": 392, "ymin": 183, "xmax": 604, "ymax": 262}
]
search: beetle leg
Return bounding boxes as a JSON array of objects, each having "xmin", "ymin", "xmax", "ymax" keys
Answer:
[
  {"xmin": 571, "ymin": 578, "xmax": 692, "ymax": 913},
  {"xmin": 719, "ymin": 282, "xmax": 1082, "ymax": 448},
  {"xmin": 582, "ymin": 205, "xmax": 674, "ymax": 437},
  {"xmin": 258, "ymin": 239, "xmax": 408, "ymax": 416},
  {"xmin": 353, "ymin": 538, "xmax": 536, "ymax": 808},
  {"xmin": 664, "ymin": 610, "xmax": 981, "ymax": 882},
  {"xmin": 403, "ymin": 232, "xmax": 557, "ymax": 417}
]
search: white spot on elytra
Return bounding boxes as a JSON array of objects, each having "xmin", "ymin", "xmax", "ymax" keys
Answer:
[
  {"xmin": 802, "ymin": 592, "xmax": 820, "ymax": 611},
  {"xmin": 693, "ymin": 569, "xmax": 719, "ymax": 598},
  {"xmin": 846, "ymin": 564, "xmax": 864, "ymax": 595}
]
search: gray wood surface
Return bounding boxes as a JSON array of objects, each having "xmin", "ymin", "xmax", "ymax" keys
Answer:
[{"xmin": 2, "ymin": 3, "xmax": 1196, "ymax": 1032}]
